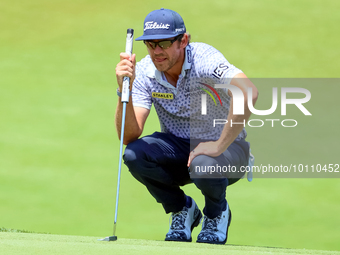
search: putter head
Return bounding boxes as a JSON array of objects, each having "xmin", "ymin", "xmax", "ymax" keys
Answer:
[{"xmin": 98, "ymin": 235, "xmax": 117, "ymax": 241}]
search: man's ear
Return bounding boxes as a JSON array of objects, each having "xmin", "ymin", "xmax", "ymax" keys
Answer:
[{"xmin": 180, "ymin": 34, "xmax": 189, "ymax": 49}]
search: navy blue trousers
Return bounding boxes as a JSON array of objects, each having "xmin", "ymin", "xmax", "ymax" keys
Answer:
[{"xmin": 123, "ymin": 132, "xmax": 250, "ymax": 219}]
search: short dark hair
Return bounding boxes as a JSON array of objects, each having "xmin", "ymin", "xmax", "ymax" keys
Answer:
[
  {"xmin": 177, "ymin": 33, "xmax": 191, "ymax": 46},
  {"xmin": 176, "ymin": 34, "xmax": 184, "ymax": 42}
]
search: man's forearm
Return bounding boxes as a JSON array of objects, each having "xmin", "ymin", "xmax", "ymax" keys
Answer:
[
  {"xmin": 216, "ymin": 99, "xmax": 252, "ymax": 152},
  {"xmin": 217, "ymin": 83, "xmax": 258, "ymax": 152},
  {"xmin": 115, "ymin": 98, "xmax": 142, "ymax": 145}
]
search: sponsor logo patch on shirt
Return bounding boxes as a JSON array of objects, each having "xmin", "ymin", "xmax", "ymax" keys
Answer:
[
  {"xmin": 187, "ymin": 48, "xmax": 192, "ymax": 63},
  {"xmin": 212, "ymin": 63, "xmax": 229, "ymax": 79},
  {"xmin": 152, "ymin": 92, "xmax": 174, "ymax": 99}
]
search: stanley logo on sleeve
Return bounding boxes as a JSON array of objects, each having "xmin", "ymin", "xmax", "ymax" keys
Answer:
[{"xmin": 152, "ymin": 92, "xmax": 174, "ymax": 100}]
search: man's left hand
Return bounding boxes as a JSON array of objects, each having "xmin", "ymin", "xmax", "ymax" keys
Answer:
[{"xmin": 187, "ymin": 141, "xmax": 225, "ymax": 167}]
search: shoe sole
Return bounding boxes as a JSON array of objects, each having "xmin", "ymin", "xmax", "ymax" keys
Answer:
[
  {"xmin": 165, "ymin": 209, "xmax": 203, "ymax": 242},
  {"xmin": 196, "ymin": 209, "xmax": 232, "ymax": 245}
]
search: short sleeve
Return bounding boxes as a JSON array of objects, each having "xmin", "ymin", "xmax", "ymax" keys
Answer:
[
  {"xmin": 132, "ymin": 62, "xmax": 152, "ymax": 110},
  {"xmin": 196, "ymin": 44, "xmax": 243, "ymax": 85}
]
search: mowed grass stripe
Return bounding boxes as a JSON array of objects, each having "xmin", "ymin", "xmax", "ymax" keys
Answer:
[{"xmin": 1, "ymin": 232, "xmax": 338, "ymax": 255}]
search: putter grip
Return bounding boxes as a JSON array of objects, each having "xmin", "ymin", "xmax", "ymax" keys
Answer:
[{"xmin": 121, "ymin": 29, "xmax": 134, "ymax": 103}]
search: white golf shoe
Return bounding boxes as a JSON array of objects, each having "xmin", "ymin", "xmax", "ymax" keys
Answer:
[
  {"xmin": 196, "ymin": 204, "xmax": 232, "ymax": 244},
  {"xmin": 165, "ymin": 197, "xmax": 202, "ymax": 242}
]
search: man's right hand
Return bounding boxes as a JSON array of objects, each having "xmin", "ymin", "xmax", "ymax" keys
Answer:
[{"xmin": 116, "ymin": 53, "xmax": 136, "ymax": 91}]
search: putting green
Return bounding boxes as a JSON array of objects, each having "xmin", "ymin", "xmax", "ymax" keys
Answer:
[
  {"xmin": 1, "ymin": 232, "xmax": 338, "ymax": 255},
  {"xmin": 1, "ymin": 0, "xmax": 339, "ymax": 252}
]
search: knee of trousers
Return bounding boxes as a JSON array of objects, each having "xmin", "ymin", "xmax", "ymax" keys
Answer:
[
  {"xmin": 190, "ymin": 155, "xmax": 228, "ymax": 194},
  {"xmin": 123, "ymin": 139, "xmax": 147, "ymax": 174},
  {"xmin": 190, "ymin": 154, "xmax": 226, "ymax": 179}
]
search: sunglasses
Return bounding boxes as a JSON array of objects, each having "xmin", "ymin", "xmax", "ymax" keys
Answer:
[{"xmin": 144, "ymin": 35, "xmax": 183, "ymax": 50}]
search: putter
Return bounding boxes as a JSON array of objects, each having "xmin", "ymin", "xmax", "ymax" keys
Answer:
[{"xmin": 99, "ymin": 28, "xmax": 134, "ymax": 242}]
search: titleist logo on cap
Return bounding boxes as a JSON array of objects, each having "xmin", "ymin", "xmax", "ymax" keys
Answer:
[{"xmin": 144, "ymin": 21, "xmax": 170, "ymax": 31}]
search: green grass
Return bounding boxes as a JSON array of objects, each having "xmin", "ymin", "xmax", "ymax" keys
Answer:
[
  {"xmin": 0, "ymin": 0, "xmax": 339, "ymax": 253},
  {"xmin": 1, "ymin": 232, "xmax": 339, "ymax": 255}
]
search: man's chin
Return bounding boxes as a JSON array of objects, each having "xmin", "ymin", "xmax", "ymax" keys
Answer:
[{"xmin": 154, "ymin": 63, "xmax": 169, "ymax": 72}]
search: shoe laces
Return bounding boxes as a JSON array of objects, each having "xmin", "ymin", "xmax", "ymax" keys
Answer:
[
  {"xmin": 202, "ymin": 215, "xmax": 221, "ymax": 232},
  {"xmin": 169, "ymin": 207, "xmax": 188, "ymax": 230}
]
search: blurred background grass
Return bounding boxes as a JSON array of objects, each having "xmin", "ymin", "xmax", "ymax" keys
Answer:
[{"xmin": 0, "ymin": 0, "xmax": 339, "ymax": 252}]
